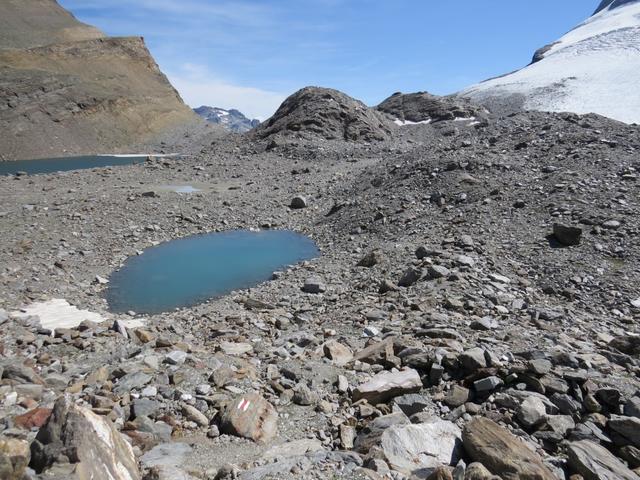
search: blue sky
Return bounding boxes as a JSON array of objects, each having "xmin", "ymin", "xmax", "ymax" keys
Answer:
[{"xmin": 59, "ymin": 0, "xmax": 596, "ymax": 120}]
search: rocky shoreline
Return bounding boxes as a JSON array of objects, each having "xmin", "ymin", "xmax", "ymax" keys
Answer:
[{"xmin": 1, "ymin": 102, "xmax": 640, "ymax": 479}]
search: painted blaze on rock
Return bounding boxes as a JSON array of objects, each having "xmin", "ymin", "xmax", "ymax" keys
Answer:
[{"xmin": 220, "ymin": 393, "xmax": 278, "ymax": 443}]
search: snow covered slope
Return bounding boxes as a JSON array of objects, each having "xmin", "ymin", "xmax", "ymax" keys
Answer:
[{"xmin": 461, "ymin": 0, "xmax": 640, "ymax": 124}]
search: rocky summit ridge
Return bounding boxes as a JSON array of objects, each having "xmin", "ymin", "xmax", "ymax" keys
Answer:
[
  {"xmin": 0, "ymin": 0, "xmax": 200, "ymax": 161},
  {"xmin": 254, "ymin": 86, "xmax": 393, "ymax": 142}
]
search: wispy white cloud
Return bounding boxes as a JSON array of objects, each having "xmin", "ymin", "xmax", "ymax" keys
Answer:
[
  {"xmin": 167, "ymin": 64, "xmax": 288, "ymax": 120},
  {"xmin": 61, "ymin": 0, "xmax": 275, "ymax": 28}
]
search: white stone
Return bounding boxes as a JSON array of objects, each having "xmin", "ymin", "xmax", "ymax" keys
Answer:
[
  {"xmin": 119, "ymin": 318, "xmax": 146, "ymax": 329},
  {"xmin": 12, "ymin": 299, "xmax": 105, "ymax": 333},
  {"xmin": 353, "ymin": 369, "xmax": 422, "ymax": 405},
  {"xmin": 489, "ymin": 273, "xmax": 511, "ymax": 284},
  {"xmin": 381, "ymin": 420, "xmax": 462, "ymax": 475},
  {"xmin": 165, "ymin": 350, "xmax": 187, "ymax": 365},
  {"xmin": 364, "ymin": 326, "xmax": 380, "ymax": 337},
  {"xmin": 196, "ymin": 384, "xmax": 212, "ymax": 395},
  {"xmin": 263, "ymin": 439, "xmax": 323, "ymax": 460},
  {"xmin": 220, "ymin": 341, "xmax": 253, "ymax": 355},
  {"xmin": 141, "ymin": 386, "xmax": 157, "ymax": 397}
]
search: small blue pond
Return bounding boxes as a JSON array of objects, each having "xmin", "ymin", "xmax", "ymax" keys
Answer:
[
  {"xmin": 0, "ymin": 155, "xmax": 147, "ymax": 176},
  {"xmin": 106, "ymin": 230, "xmax": 319, "ymax": 314}
]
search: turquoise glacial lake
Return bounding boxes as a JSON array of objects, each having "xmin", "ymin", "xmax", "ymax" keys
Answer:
[
  {"xmin": 106, "ymin": 230, "xmax": 319, "ymax": 314},
  {"xmin": 0, "ymin": 155, "xmax": 147, "ymax": 176}
]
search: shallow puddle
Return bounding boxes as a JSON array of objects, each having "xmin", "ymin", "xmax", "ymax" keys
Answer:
[{"xmin": 106, "ymin": 230, "xmax": 319, "ymax": 314}]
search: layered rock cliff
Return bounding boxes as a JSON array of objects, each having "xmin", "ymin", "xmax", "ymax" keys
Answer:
[{"xmin": 0, "ymin": 0, "xmax": 199, "ymax": 160}]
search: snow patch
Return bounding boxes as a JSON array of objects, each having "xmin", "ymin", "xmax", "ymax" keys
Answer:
[
  {"xmin": 12, "ymin": 299, "xmax": 105, "ymax": 333},
  {"xmin": 394, "ymin": 118, "xmax": 432, "ymax": 126},
  {"xmin": 461, "ymin": 1, "xmax": 640, "ymax": 124}
]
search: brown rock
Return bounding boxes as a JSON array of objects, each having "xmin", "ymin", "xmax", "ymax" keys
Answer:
[
  {"xmin": 445, "ymin": 385, "xmax": 471, "ymax": 408},
  {"xmin": 181, "ymin": 404, "xmax": 209, "ymax": 427},
  {"xmin": 0, "ymin": 438, "xmax": 30, "ymax": 480},
  {"xmin": 354, "ymin": 338, "xmax": 399, "ymax": 368},
  {"xmin": 465, "ymin": 462, "xmax": 500, "ymax": 480},
  {"xmin": 14, "ymin": 407, "xmax": 52, "ymax": 429},
  {"xmin": 462, "ymin": 417, "xmax": 556, "ymax": 480},
  {"xmin": 428, "ymin": 466, "xmax": 454, "ymax": 480},
  {"xmin": 323, "ymin": 340, "xmax": 353, "ymax": 366},
  {"xmin": 220, "ymin": 393, "xmax": 278, "ymax": 443},
  {"xmin": 134, "ymin": 329, "xmax": 155, "ymax": 343},
  {"xmin": 85, "ymin": 366, "xmax": 109, "ymax": 385}
]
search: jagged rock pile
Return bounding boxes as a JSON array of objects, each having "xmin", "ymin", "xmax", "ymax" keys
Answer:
[
  {"xmin": 255, "ymin": 87, "xmax": 393, "ymax": 142},
  {"xmin": 377, "ymin": 91, "xmax": 485, "ymax": 124}
]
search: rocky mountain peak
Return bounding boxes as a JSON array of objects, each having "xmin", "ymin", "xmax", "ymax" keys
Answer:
[
  {"xmin": 594, "ymin": 0, "xmax": 640, "ymax": 14},
  {"xmin": 194, "ymin": 106, "xmax": 260, "ymax": 133},
  {"xmin": 255, "ymin": 86, "xmax": 393, "ymax": 142},
  {"xmin": 0, "ymin": 0, "xmax": 104, "ymax": 50}
]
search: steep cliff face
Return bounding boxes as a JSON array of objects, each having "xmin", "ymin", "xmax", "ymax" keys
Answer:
[{"xmin": 0, "ymin": 0, "xmax": 200, "ymax": 160}]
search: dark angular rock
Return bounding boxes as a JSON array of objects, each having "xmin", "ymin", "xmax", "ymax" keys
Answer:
[{"xmin": 553, "ymin": 224, "xmax": 583, "ymax": 246}]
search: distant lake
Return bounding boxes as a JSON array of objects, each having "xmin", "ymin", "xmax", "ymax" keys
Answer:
[
  {"xmin": 0, "ymin": 155, "xmax": 154, "ymax": 176},
  {"xmin": 106, "ymin": 230, "xmax": 320, "ymax": 314}
]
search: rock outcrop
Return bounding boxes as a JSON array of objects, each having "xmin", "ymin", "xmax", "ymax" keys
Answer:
[
  {"xmin": 30, "ymin": 396, "xmax": 141, "ymax": 479},
  {"xmin": 0, "ymin": 0, "xmax": 199, "ymax": 160},
  {"xmin": 255, "ymin": 87, "xmax": 393, "ymax": 142},
  {"xmin": 377, "ymin": 91, "xmax": 484, "ymax": 124}
]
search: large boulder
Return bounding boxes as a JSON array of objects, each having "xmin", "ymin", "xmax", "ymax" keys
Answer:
[
  {"xmin": 462, "ymin": 417, "xmax": 556, "ymax": 480},
  {"xmin": 567, "ymin": 440, "xmax": 639, "ymax": 480},
  {"xmin": 219, "ymin": 393, "xmax": 278, "ymax": 443},
  {"xmin": 30, "ymin": 395, "xmax": 140, "ymax": 479},
  {"xmin": 380, "ymin": 420, "xmax": 462, "ymax": 476},
  {"xmin": 255, "ymin": 87, "xmax": 393, "ymax": 142}
]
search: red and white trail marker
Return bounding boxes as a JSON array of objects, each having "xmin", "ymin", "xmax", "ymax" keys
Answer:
[{"xmin": 237, "ymin": 398, "xmax": 251, "ymax": 412}]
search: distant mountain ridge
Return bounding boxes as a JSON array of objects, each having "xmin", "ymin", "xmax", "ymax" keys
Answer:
[
  {"xmin": 0, "ymin": 0, "xmax": 199, "ymax": 160},
  {"xmin": 194, "ymin": 106, "xmax": 260, "ymax": 133}
]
